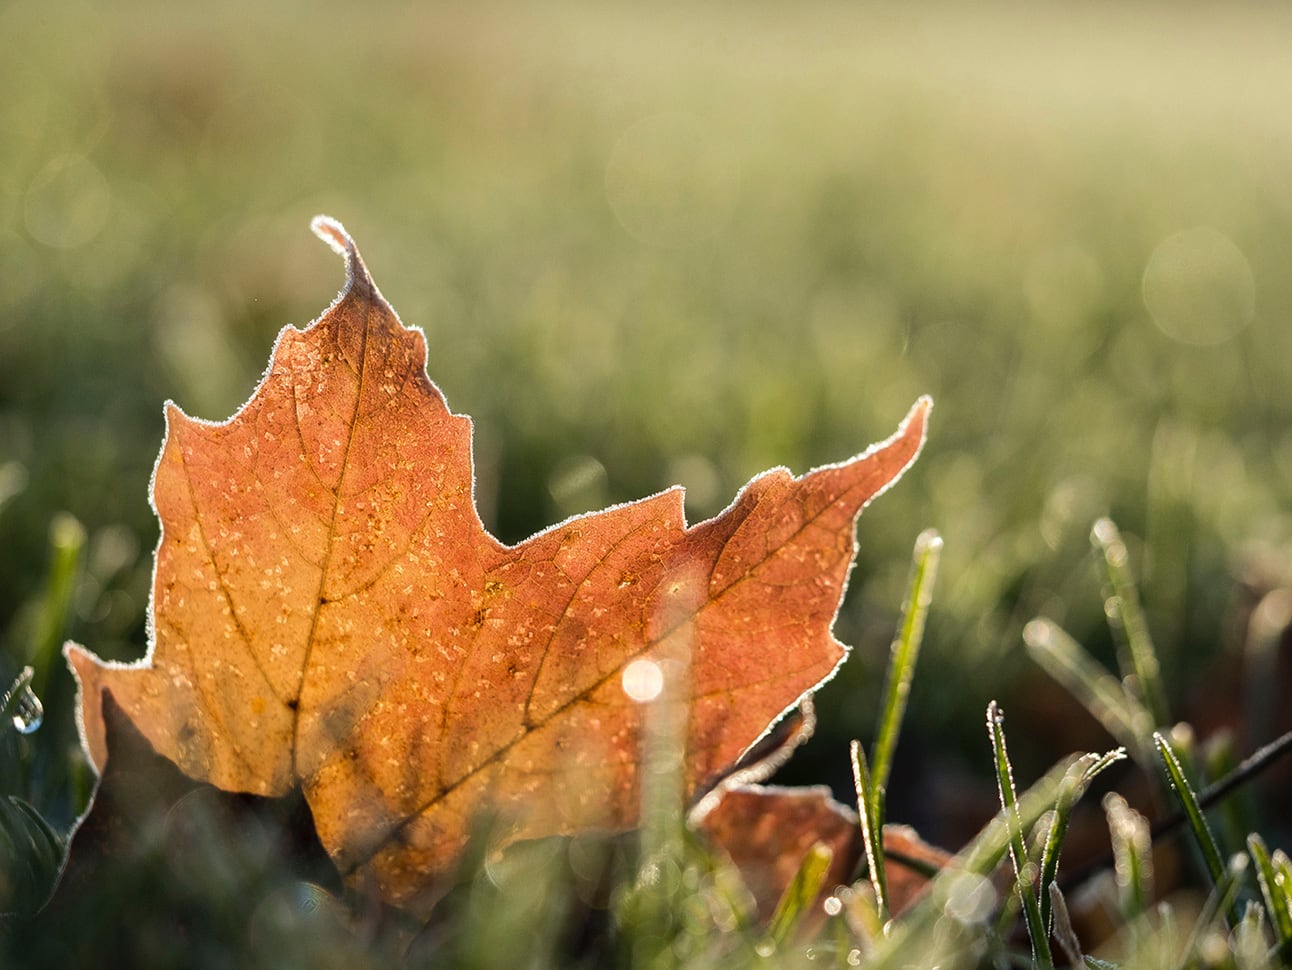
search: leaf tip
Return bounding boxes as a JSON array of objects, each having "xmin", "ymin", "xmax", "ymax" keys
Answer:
[
  {"xmin": 906, "ymin": 394, "xmax": 933, "ymax": 438},
  {"xmin": 310, "ymin": 214, "xmax": 375, "ymax": 299},
  {"xmin": 310, "ymin": 214, "xmax": 353, "ymax": 257}
]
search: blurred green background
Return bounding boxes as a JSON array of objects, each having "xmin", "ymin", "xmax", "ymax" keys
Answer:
[{"xmin": 4, "ymin": 0, "xmax": 1292, "ymax": 836}]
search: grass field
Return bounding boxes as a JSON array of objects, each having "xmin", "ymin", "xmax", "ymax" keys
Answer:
[{"xmin": 4, "ymin": 2, "xmax": 1292, "ymax": 963}]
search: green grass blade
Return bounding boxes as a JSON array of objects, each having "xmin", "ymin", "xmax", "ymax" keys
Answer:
[
  {"xmin": 1091, "ymin": 518, "xmax": 1170, "ymax": 728},
  {"xmin": 869, "ymin": 756, "xmax": 1081, "ymax": 970},
  {"xmin": 26, "ymin": 512, "xmax": 85, "ymax": 700},
  {"xmin": 0, "ymin": 794, "xmax": 63, "ymax": 917},
  {"xmin": 850, "ymin": 739, "xmax": 888, "ymax": 923},
  {"xmin": 763, "ymin": 841, "xmax": 834, "ymax": 949},
  {"xmin": 987, "ymin": 701, "xmax": 1053, "ymax": 970},
  {"xmin": 1038, "ymin": 749, "xmax": 1126, "ymax": 932},
  {"xmin": 1024, "ymin": 618, "xmax": 1152, "ymax": 756},
  {"xmin": 1248, "ymin": 834, "xmax": 1292, "ymax": 949},
  {"xmin": 1154, "ymin": 730, "xmax": 1238, "ymax": 928},
  {"xmin": 1276, "ymin": 851, "xmax": 1292, "ymax": 965},
  {"xmin": 870, "ymin": 529, "xmax": 942, "ymax": 797}
]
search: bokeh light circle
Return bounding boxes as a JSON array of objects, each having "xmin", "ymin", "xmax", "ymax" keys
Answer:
[{"xmin": 1142, "ymin": 226, "xmax": 1254, "ymax": 346}]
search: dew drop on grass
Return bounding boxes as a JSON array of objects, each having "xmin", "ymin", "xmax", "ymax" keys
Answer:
[
  {"xmin": 11, "ymin": 686, "xmax": 42, "ymax": 734},
  {"xmin": 3, "ymin": 667, "xmax": 43, "ymax": 735}
]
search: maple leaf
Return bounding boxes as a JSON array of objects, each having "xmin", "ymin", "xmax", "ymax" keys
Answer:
[{"xmin": 65, "ymin": 217, "xmax": 930, "ymax": 915}]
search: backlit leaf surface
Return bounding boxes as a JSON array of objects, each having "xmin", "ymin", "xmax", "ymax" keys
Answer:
[{"xmin": 67, "ymin": 218, "xmax": 929, "ymax": 913}]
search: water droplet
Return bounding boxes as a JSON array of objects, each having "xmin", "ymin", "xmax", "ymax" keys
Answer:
[
  {"xmin": 13, "ymin": 688, "xmax": 43, "ymax": 734},
  {"xmin": 3, "ymin": 667, "xmax": 43, "ymax": 735}
]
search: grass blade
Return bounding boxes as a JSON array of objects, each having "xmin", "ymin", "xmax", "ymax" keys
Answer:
[
  {"xmin": 1023, "ymin": 618, "xmax": 1151, "ymax": 756},
  {"xmin": 869, "ymin": 756, "xmax": 1082, "ymax": 970},
  {"xmin": 850, "ymin": 740, "xmax": 888, "ymax": 923},
  {"xmin": 0, "ymin": 794, "xmax": 63, "ymax": 917},
  {"xmin": 1177, "ymin": 855, "xmax": 1249, "ymax": 970},
  {"xmin": 1233, "ymin": 900, "xmax": 1268, "ymax": 970},
  {"xmin": 870, "ymin": 529, "xmax": 942, "ymax": 797},
  {"xmin": 26, "ymin": 512, "xmax": 85, "ymax": 701},
  {"xmin": 1048, "ymin": 883, "xmax": 1085, "ymax": 968},
  {"xmin": 987, "ymin": 701, "xmax": 1053, "ymax": 970},
  {"xmin": 1104, "ymin": 792, "xmax": 1153, "ymax": 923},
  {"xmin": 1038, "ymin": 749, "xmax": 1126, "ymax": 932},
  {"xmin": 1275, "ymin": 851, "xmax": 1292, "ymax": 964},
  {"xmin": 1091, "ymin": 518, "xmax": 1170, "ymax": 728},
  {"xmin": 1154, "ymin": 730, "xmax": 1238, "ymax": 928},
  {"xmin": 1248, "ymin": 834, "xmax": 1292, "ymax": 950},
  {"xmin": 763, "ymin": 841, "xmax": 834, "ymax": 949},
  {"xmin": 848, "ymin": 530, "xmax": 941, "ymax": 931}
]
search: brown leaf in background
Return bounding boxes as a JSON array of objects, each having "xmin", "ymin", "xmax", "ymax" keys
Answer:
[
  {"xmin": 66, "ymin": 218, "xmax": 929, "ymax": 914},
  {"xmin": 694, "ymin": 784, "xmax": 949, "ymax": 923},
  {"xmin": 693, "ymin": 784, "xmax": 859, "ymax": 922}
]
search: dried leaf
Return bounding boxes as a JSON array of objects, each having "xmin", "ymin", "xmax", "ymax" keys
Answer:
[
  {"xmin": 66, "ymin": 218, "xmax": 929, "ymax": 914},
  {"xmin": 694, "ymin": 784, "xmax": 859, "ymax": 922},
  {"xmin": 694, "ymin": 784, "xmax": 949, "ymax": 922}
]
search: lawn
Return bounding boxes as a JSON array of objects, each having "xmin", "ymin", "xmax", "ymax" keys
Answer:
[{"xmin": 4, "ymin": 2, "xmax": 1292, "ymax": 964}]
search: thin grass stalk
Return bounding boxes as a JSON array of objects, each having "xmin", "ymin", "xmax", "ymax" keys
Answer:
[
  {"xmin": 1186, "ymin": 729, "xmax": 1292, "ymax": 826},
  {"xmin": 987, "ymin": 701, "xmax": 1053, "ymax": 970},
  {"xmin": 1154, "ymin": 731, "xmax": 1239, "ymax": 928},
  {"xmin": 1091, "ymin": 518, "xmax": 1170, "ymax": 728},
  {"xmin": 869, "ymin": 529, "xmax": 941, "ymax": 796},
  {"xmin": 850, "ymin": 740, "xmax": 888, "ymax": 923}
]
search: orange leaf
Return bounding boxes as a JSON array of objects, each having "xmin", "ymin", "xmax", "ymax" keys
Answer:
[{"xmin": 66, "ymin": 218, "xmax": 930, "ymax": 915}]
